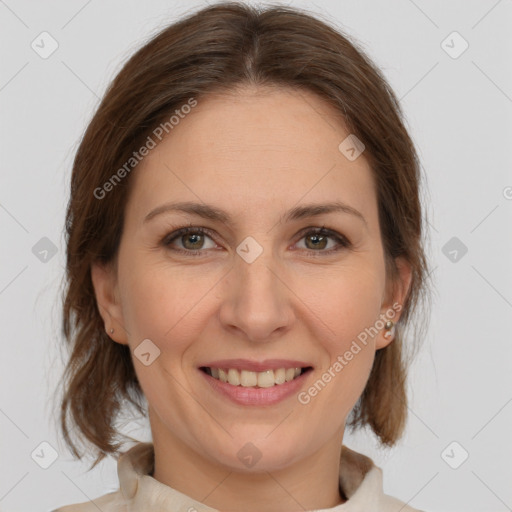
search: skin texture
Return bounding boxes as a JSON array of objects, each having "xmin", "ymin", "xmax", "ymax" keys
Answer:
[{"xmin": 92, "ymin": 85, "xmax": 412, "ymax": 511}]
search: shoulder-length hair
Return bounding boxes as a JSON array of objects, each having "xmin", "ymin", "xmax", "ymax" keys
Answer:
[{"xmin": 58, "ymin": 1, "xmax": 429, "ymax": 468}]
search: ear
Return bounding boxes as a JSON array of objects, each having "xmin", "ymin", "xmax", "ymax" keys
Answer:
[
  {"xmin": 376, "ymin": 257, "xmax": 413, "ymax": 350},
  {"xmin": 90, "ymin": 261, "xmax": 128, "ymax": 345}
]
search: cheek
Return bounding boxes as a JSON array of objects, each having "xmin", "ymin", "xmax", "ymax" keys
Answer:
[
  {"xmin": 296, "ymin": 260, "xmax": 384, "ymax": 404},
  {"xmin": 118, "ymin": 257, "xmax": 219, "ymax": 350},
  {"xmin": 297, "ymin": 259, "xmax": 385, "ymax": 345},
  {"xmin": 116, "ymin": 261, "xmax": 210, "ymax": 416}
]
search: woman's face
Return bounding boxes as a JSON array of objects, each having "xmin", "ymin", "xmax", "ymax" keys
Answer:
[{"xmin": 93, "ymin": 85, "xmax": 409, "ymax": 472}]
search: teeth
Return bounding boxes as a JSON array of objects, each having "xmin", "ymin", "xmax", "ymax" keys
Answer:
[
  {"xmin": 257, "ymin": 370, "xmax": 275, "ymax": 388},
  {"xmin": 285, "ymin": 368, "xmax": 295, "ymax": 382},
  {"xmin": 274, "ymin": 368, "xmax": 286, "ymax": 385},
  {"xmin": 240, "ymin": 370, "xmax": 257, "ymax": 387},
  {"xmin": 207, "ymin": 367, "xmax": 305, "ymax": 387},
  {"xmin": 227, "ymin": 368, "xmax": 240, "ymax": 386}
]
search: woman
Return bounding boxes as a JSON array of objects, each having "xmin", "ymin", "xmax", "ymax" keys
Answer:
[{"xmin": 55, "ymin": 2, "xmax": 429, "ymax": 510}]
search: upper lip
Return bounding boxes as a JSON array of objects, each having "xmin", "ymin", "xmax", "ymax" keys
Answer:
[{"xmin": 200, "ymin": 359, "xmax": 313, "ymax": 372}]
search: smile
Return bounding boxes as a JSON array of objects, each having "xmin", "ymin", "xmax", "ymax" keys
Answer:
[
  {"xmin": 198, "ymin": 360, "xmax": 314, "ymax": 406},
  {"xmin": 201, "ymin": 366, "xmax": 311, "ymax": 388}
]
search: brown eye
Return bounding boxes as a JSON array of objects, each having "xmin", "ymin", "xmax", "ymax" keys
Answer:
[
  {"xmin": 296, "ymin": 227, "xmax": 351, "ymax": 254},
  {"xmin": 162, "ymin": 225, "xmax": 350, "ymax": 257},
  {"xmin": 304, "ymin": 233, "xmax": 329, "ymax": 250},
  {"xmin": 181, "ymin": 232, "xmax": 205, "ymax": 250},
  {"xmin": 163, "ymin": 227, "xmax": 217, "ymax": 253}
]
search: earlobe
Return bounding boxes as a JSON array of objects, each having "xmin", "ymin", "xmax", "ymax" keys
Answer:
[
  {"xmin": 376, "ymin": 320, "xmax": 396, "ymax": 350},
  {"xmin": 376, "ymin": 257, "xmax": 413, "ymax": 350},
  {"xmin": 90, "ymin": 262, "xmax": 128, "ymax": 345}
]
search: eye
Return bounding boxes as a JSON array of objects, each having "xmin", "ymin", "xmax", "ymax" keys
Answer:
[
  {"xmin": 161, "ymin": 225, "xmax": 351, "ymax": 256},
  {"xmin": 294, "ymin": 226, "xmax": 351, "ymax": 255},
  {"xmin": 162, "ymin": 226, "xmax": 217, "ymax": 254}
]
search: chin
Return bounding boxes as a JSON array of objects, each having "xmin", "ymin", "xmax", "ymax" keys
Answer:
[{"xmin": 203, "ymin": 430, "xmax": 307, "ymax": 473}]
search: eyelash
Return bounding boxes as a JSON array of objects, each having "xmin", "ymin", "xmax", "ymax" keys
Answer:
[{"xmin": 161, "ymin": 225, "xmax": 351, "ymax": 257}]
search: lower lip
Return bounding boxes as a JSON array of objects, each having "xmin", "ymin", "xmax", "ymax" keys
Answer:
[{"xmin": 200, "ymin": 369, "xmax": 311, "ymax": 406}]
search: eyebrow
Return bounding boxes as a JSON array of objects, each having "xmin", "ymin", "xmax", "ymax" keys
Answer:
[{"xmin": 143, "ymin": 200, "xmax": 367, "ymax": 226}]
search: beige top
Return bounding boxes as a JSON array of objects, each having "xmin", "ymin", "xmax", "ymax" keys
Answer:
[{"xmin": 54, "ymin": 442, "xmax": 424, "ymax": 511}]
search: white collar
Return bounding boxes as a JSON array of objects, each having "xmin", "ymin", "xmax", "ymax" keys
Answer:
[{"xmin": 114, "ymin": 442, "xmax": 411, "ymax": 511}]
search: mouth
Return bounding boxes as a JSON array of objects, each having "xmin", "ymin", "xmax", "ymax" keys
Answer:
[{"xmin": 199, "ymin": 366, "xmax": 313, "ymax": 388}]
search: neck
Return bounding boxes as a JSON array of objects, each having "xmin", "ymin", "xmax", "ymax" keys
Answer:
[{"xmin": 149, "ymin": 411, "xmax": 346, "ymax": 511}]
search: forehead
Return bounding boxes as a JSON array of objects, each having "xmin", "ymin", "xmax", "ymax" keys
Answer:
[{"xmin": 127, "ymin": 86, "xmax": 377, "ymax": 227}]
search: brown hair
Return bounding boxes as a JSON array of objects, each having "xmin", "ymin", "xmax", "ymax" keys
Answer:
[{"xmin": 57, "ymin": 1, "xmax": 429, "ymax": 468}]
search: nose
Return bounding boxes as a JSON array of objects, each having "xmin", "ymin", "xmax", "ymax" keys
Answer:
[{"xmin": 218, "ymin": 248, "xmax": 294, "ymax": 343}]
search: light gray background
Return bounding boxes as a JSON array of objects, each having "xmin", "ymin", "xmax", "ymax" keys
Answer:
[{"xmin": 1, "ymin": 1, "xmax": 511, "ymax": 511}]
